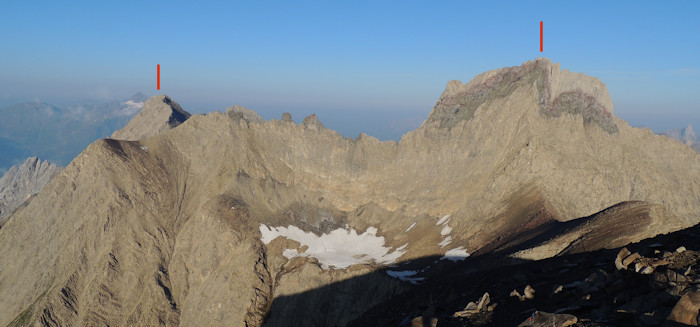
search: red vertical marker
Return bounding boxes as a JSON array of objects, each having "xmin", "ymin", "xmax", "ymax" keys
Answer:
[
  {"xmin": 540, "ymin": 21, "xmax": 543, "ymax": 52},
  {"xmin": 157, "ymin": 64, "xmax": 161, "ymax": 90}
]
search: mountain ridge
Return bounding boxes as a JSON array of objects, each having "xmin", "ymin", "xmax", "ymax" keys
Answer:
[
  {"xmin": 110, "ymin": 95, "xmax": 191, "ymax": 141},
  {"xmin": 1, "ymin": 59, "xmax": 699, "ymax": 326}
]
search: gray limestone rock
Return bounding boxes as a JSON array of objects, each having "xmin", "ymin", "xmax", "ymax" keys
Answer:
[{"xmin": 0, "ymin": 157, "xmax": 61, "ymax": 226}]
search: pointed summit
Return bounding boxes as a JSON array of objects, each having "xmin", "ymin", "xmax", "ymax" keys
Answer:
[{"xmin": 110, "ymin": 95, "xmax": 191, "ymax": 141}]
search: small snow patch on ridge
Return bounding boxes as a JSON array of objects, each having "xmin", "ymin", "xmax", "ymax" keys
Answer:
[
  {"xmin": 437, "ymin": 214, "xmax": 451, "ymax": 225},
  {"xmin": 259, "ymin": 224, "xmax": 406, "ymax": 270},
  {"xmin": 441, "ymin": 247, "xmax": 470, "ymax": 262},
  {"xmin": 404, "ymin": 222, "xmax": 416, "ymax": 232},
  {"xmin": 438, "ymin": 236, "xmax": 452, "ymax": 248},
  {"xmin": 440, "ymin": 225, "xmax": 452, "ymax": 236}
]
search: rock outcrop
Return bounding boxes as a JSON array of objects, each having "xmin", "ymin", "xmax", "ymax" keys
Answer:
[
  {"xmin": 1, "ymin": 58, "xmax": 700, "ymax": 326},
  {"xmin": 0, "ymin": 157, "xmax": 61, "ymax": 226},
  {"xmin": 110, "ymin": 95, "xmax": 191, "ymax": 141}
]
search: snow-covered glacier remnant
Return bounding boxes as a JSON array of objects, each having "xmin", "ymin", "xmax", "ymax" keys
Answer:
[{"xmin": 259, "ymin": 224, "xmax": 407, "ymax": 269}]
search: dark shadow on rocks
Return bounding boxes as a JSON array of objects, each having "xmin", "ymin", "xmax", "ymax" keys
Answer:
[{"xmin": 263, "ymin": 223, "xmax": 700, "ymax": 327}]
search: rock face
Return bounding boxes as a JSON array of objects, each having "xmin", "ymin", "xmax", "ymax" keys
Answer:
[
  {"xmin": 1, "ymin": 58, "xmax": 700, "ymax": 326},
  {"xmin": 0, "ymin": 157, "xmax": 61, "ymax": 226},
  {"xmin": 110, "ymin": 95, "xmax": 191, "ymax": 141}
]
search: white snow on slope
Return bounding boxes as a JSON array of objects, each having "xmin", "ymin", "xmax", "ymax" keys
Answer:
[
  {"xmin": 441, "ymin": 246, "xmax": 470, "ymax": 262},
  {"xmin": 386, "ymin": 270, "xmax": 425, "ymax": 284},
  {"xmin": 440, "ymin": 225, "xmax": 452, "ymax": 236},
  {"xmin": 404, "ymin": 222, "xmax": 416, "ymax": 232},
  {"xmin": 438, "ymin": 236, "xmax": 452, "ymax": 248},
  {"xmin": 259, "ymin": 224, "xmax": 407, "ymax": 269},
  {"xmin": 437, "ymin": 214, "xmax": 451, "ymax": 225}
]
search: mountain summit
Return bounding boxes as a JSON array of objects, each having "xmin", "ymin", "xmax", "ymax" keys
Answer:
[
  {"xmin": 110, "ymin": 95, "xmax": 191, "ymax": 141},
  {"xmin": 1, "ymin": 59, "xmax": 699, "ymax": 326},
  {"xmin": 424, "ymin": 58, "xmax": 616, "ymax": 133}
]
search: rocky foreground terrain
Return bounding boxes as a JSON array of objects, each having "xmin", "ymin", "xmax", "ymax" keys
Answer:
[
  {"xmin": 352, "ymin": 219, "xmax": 700, "ymax": 326},
  {"xmin": 1, "ymin": 58, "xmax": 700, "ymax": 326}
]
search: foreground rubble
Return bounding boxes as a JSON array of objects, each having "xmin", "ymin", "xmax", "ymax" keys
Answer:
[{"xmin": 350, "ymin": 223, "xmax": 700, "ymax": 326}]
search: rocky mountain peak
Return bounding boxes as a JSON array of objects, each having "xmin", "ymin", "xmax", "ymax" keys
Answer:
[
  {"xmin": 424, "ymin": 58, "xmax": 616, "ymax": 133},
  {"xmin": 302, "ymin": 113, "xmax": 325, "ymax": 129},
  {"xmin": 225, "ymin": 105, "xmax": 265, "ymax": 123},
  {"xmin": 281, "ymin": 112, "xmax": 294, "ymax": 123},
  {"xmin": 110, "ymin": 95, "xmax": 191, "ymax": 141}
]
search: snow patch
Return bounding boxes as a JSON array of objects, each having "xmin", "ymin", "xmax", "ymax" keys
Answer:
[
  {"xmin": 440, "ymin": 225, "xmax": 452, "ymax": 236},
  {"xmin": 441, "ymin": 247, "xmax": 470, "ymax": 262},
  {"xmin": 386, "ymin": 270, "xmax": 425, "ymax": 284},
  {"xmin": 437, "ymin": 214, "xmax": 451, "ymax": 225},
  {"xmin": 438, "ymin": 236, "xmax": 452, "ymax": 248},
  {"xmin": 404, "ymin": 222, "xmax": 416, "ymax": 232},
  {"xmin": 259, "ymin": 224, "xmax": 406, "ymax": 269}
]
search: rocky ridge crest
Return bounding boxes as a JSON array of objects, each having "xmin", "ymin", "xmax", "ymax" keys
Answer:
[{"xmin": 110, "ymin": 95, "xmax": 191, "ymax": 141}]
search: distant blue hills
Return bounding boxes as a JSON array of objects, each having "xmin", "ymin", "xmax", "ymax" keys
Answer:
[{"xmin": 0, "ymin": 93, "xmax": 146, "ymax": 173}]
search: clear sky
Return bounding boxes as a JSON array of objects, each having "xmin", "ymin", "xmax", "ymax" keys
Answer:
[{"xmin": 1, "ymin": 1, "xmax": 698, "ymax": 139}]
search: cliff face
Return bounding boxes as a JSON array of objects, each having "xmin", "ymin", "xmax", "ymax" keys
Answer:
[
  {"xmin": 0, "ymin": 157, "xmax": 61, "ymax": 226},
  {"xmin": 1, "ymin": 58, "xmax": 699, "ymax": 326}
]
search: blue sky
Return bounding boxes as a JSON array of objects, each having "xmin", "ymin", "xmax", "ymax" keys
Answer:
[{"xmin": 1, "ymin": 1, "xmax": 698, "ymax": 139}]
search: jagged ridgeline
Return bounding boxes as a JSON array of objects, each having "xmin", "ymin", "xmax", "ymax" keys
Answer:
[{"xmin": 1, "ymin": 58, "xmax": 699, "ymax": 327}]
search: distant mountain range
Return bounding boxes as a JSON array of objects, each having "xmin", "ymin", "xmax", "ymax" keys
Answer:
[
  {"xmin": 0, "ymin": 93, "xmax": 146, "ymax": 172},
  {"xmin": 660, "ymin": 124, "xmax": 700, "ymax": 153}
]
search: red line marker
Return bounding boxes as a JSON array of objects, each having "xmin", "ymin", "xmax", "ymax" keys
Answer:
[
  {"xmin": 157, "ymin": 64, "xmax": 160, "ymax": 90},
  {"xmin": 540, "ymin": 21, "xmax": 543, "ymax": 52}
]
